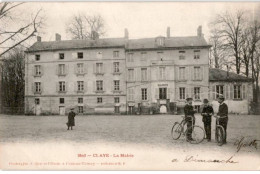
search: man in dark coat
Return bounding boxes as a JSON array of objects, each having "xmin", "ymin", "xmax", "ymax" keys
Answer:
[
  {"xmin": 184, "ymin": 98, "xmax": 196, "ymax": 141},
  {"xmin": 201, "ymin": 99, "xmax": 214, "ymax": 142},
  {"xmin": 217, "ymin": 95, "xmax": 228, "ymax": 144},
  {"xmin": 67, "ymin": 108, "xmax": 76, "ymax": 130}
]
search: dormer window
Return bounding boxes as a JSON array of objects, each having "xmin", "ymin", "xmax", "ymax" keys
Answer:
[
  {"xmin": 156, "ymin": 37, "xmax": 165, "ymax": 47},
  {"xmin": 35, "ymin": 55, "xmax": 40, "ymax": 61},
  {"xmin": 59, "ymin": 53, "xmax": 64, "ymax": 60}
]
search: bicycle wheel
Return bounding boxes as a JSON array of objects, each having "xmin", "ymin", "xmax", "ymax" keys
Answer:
[
  {"xmin": 186, "ymin": 125, "xmax": 205, "ymax": 144},
  {"xmin": 215, "ymin": 126, "xmax": 225, "ymax": 146},
  {"xmin": 171, "ymin": 122, "xmax": 182, "ymax": 140}
]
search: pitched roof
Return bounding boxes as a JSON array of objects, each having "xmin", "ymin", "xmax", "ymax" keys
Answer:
[
  {"xmin": 126, "ymin": 36, "xmax": 210, "ymax": 50},
  {"xmin": 209, "ymin": 68, "xmax": 253, "ymax": 82},
  {"xmin": 27, "ymin": 38, "xmax": 126, "ymax": 52},
  {"xmin": 27, "ymin": 36, "xmax": 210, "ymax": 52}
]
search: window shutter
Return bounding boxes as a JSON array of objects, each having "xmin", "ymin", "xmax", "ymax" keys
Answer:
[
  {"xmin": 242, "ymin": 84, "xmax": 247, "ymax": 99},
  {"xmin": 84, "ymin": 81, "xmax": 88, "ymax": 92},
  {"xmin": 191, "ymin": 67, "xmax": 194, "ymax": 81},
  {"xmin": 74, "ymin": 81, "xmax": 77, "ymax": 92},
  {"xmin": 56, "ymin": 82, "xmax": 59, "ymax": 92},
  {"xmin": 230, "ymin": 85, "xmax": 234, "ymax": 99},
  {"xmin": 74, "ymin": 64, "xmax": 77, "ymax": 74},
  {"xmin": 65, "ymin": 82, "xmax": 68, "ymax": 92},
  {"xmin": 212, "ymin": 85, "xmax": 215, "ymax": 100},
  {"xmin": 185, "ymin": 67, "xmax": 189, "ymax": 81},
  {"xmin": 156, "ymin": 67, "xmax": 159, "ymax": 80},
  {"xmin": 93, "ymin": 63, "xmax": 96, "ymax": 74},
  {"xmin": 176, "ymin": 87, "xmax": 179, "ymax": 100},
  {"xmin": 56, "ymin": 65, "xmax": 59, "ymax": 75},
  {"xmin": 191, "ymin": 87, "xmax": 195, "ymax": 99},
  {"xmin": 54, "ymin": 53, "xmax": 59, "ymax": 60},
  {"xmin": 72, "ymin": 52, "xmax": 77, "ymax": 59},
  {"xmin": 225, "ymin": 85, "xmax": 229, "ymax": 99},
  {"xmin": 41, "ymin": 65, "xmax": 44, "ymax": 76},
  {"xmin": 93, "ymin": 81, "xmax": 96, "ymax": 92},
  {"xmin": 200, "ymin": 66, "xmax": 203, "ymax": 81},
  {"xmin": 167, "ymin": 88, "xmax": 171, "ymax": 99},
  {"xmin": 66, "ymin": 64, "xmax": 69, "ymax": 75},
  {"xmin": 111, "ymin": 63, "xmax": 114, "ymax": 73},
  {"xmin": 185, "ymin": 87, "xmax": 189, "ymax": 99},
  {"xmin": 84, "ymin": 63, "xmax": 87, "ymax": 74},
  {"xmin": 41, "ymin": 82, "xmax": 43, "ymax": 93},
  {"xmin": 155, "ymin": 88, "xmax": 159, "ymax": 99},
  {"xmin": 103, "ymin": 80, "xmax": 106, "ymax": 92},
  {"xmin": 32, "ymin": 82, "xmax": 35, "ymax": 93}
]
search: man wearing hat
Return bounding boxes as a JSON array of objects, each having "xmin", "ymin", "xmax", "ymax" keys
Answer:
[
  {"xmin": 217, "ymin": 95, "xmax": 228, "ymax": 144},
  {"xmin": 201, "ymin": 99, "xmax": 214, "ymax": 142},
  {"xmin": 67, "ymin": 107, "xmax": 76, "ymax": 130},
  {"xmin": 184, "ymin": 98, "xmax": 196, "ymax": 141}
]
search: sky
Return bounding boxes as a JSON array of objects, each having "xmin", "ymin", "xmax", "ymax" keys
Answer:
[{"xmin": 4, "ymin": 2, "xmax": 260, "ymax": 45}]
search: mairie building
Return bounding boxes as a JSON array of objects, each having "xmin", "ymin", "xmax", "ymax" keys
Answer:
[{"xmin": 25, "ymin": 26, "xmax": 253, "ymax": 115}]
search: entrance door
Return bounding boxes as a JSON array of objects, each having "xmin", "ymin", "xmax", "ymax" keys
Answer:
[
  {"xmin": 114, "ymin": 106, "xmax": 120, "ymax": 113},
  {"xmin": 35, "ymin": 105, "xmax": 41, "ymax": 116},
  {"xmin": 59, "ymin": 106, "xmax": 65, "ymax": 115},
  {"xmin": 128, "ymin": 106, "xmax": 134, "ymax": 114},
  {"xmin": 159, "ymin": 88, "xmax": 167, "ymax": 99}
]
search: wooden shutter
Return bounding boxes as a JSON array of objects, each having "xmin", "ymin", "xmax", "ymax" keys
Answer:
[
  {"xmin": 93, "ymin": 63, "xmax": 96, "ymax": 74},
  {"xmin": 84, "ymin": 63, "xmax": 88, "ymax": 74},
  {"xmin": 176, "ymin": 87, "xmax": 180, "ymax": 100},
  {"xmin": 155, "ymin": 88, "xmax": 159, "ymax": 99},
  {"xmin": 56, "ymin": 65, "xmax": 59, "ymax": 75},
  {"xmin": 230, "ymin": 85, "xmax": 234, "ymax": 99},
  {"xmin": 74, "ymin": 64, "xmax": 77, "ymax": 74},
  {"xmin": 41, "ymin": 82, "xmax": 43, "ymax": 93},
  {"xmin": 65, "ymin": 82, "xmax": 68, "ymax": 92},
  {"xmin": 72, "ymin": 52, "xmax": 77, "ymax": 59},
  {"xmin": 212, "ymin": 85, "xmax": 215, "ymax": 100},
  {"xmin": 84, "ymin": 81, "xmax": 88, "ymax": 92},
  {"xmin": 41, "ymin": 65, "xmax": 44, "ymax": 76},
  {"xmin": 66, "ymin": 64, "xmax": 69, "ymax": 75},
  {"xmin": 167, "ymin": 88, "xmax": 171, "ymax": 99},
  {"xmin": 32, "ymin": 82, "xmax": 35, "ymax": 93},
  {"xmin": 185, "ymin": 87, "xmax": 189, "ymax": 99},
  {"xmin": 242, "ymin": 84, "xmax": 247, "ymax": 99},
  {"xmin": 191, "ymin": 66, "xmax": 194, "ymax": 81},
  {"xmin": 93, "ymin": 81, "xmax": 96, "ymax": 92},
  {"xmin": 200, "ymin": 66, "xmax": 204, "ymax": 81},
  {"xmin": 74, "ymin": 81, "xmax": 78, "ymax": 92},
  {"xmin": 54, "ymin": 53, "xmax": 59, "ymax": 60},
  {"xmin": 56, "ymin": 82, "xmax": 59, "ymax": 92}
]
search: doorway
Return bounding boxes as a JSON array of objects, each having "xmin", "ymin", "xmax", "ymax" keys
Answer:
[
  {"xmin": 59, "ymin": 106, "xmax": 65, "ymax": 115},
  {"xmin": 159, "ymin": 88, "xmax": 167, "ymax": 99}
]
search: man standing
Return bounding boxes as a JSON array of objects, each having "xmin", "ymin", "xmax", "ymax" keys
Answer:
[
  {"xmin": 67, "ymin": 108, "xmax": 76, "ymax": 130},
  {"xmin": 217, "ymin": 96, "xmax": 228, "ymax": 144},
  {"xmin": 184, "ymin": 98, "xmax": 196, "ymax": 141},
  {"xmin": 201, "ymin": 99, "xmax": 214, "ymax": 142}
]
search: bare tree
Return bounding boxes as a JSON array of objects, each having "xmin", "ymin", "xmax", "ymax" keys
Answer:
[
  {"xmin": 0, "ymin": 2, "xmax": 44, "ymax": 57},
  {"xmin": 211, "ymin": 10, "xmax": 245, "ymax": 74},
  {"xmin": 66, "ymin": 13, "xmax": 105, "ymax": 40}
]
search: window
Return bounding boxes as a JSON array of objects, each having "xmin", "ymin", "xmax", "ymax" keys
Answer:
[
  {"xmin": 234, "ymin": 85, "xmax": 241, "ymax": 99},
  {"xmin": 179, "ymin": 67, "xmax": 186, "ymax": 80},
  {"xmin": 127, "ymin": 53, "xmax": 134, "ymax": 62},
  {"xmin": 96, "ymin": 80, "xmax": 103, "ymax": 91},
  {"xmin": 97, "ymin": 97, "xmax": 102, "ymax": 103},
  {"xmin": 179, "ymin": 51, "xmax": 185, "ymax": 60},
  {"xmin": 97, "ymin": 51, "xmax": 102, "ymax": 58},
  {"xmin": 59, "ymin": 81, "xmax": 66, "ymax": 92},
  {"xmin": 141, "ymin": 52, "xmax": 146, "ymax": 61},
  {"xmin": 114, "ymin": 106, "xmax": 120, "ymax": 113},
  {"xmin": 35, "ymin": 55, "xmax": 40, "ymax": 61},
  {"xmin": 194, "ymin": 50, "xmax": 200, "ymax": 59},
  {"xmin": 35, "ymin": 82, "xmax": 41, "ymax": 93},
  {"xmin": 60, "ymin": 98, "xmax": 64, "ymax": 104},
  {"xmin": 128, "ymin": 88, "xmax": 134, "ymax": 101},
  {"xmin": 159, "ymin": 88, "xmax": 167, "ymax": 99},
  {"xmin": 194, "ymin": 105, "xmax": 200, "ymax": 113},
  {"xmin": 128, "ymin": 69, "xmax": 134, "ymax": 81},
  {"xmin": 194, "ymin": 87, "xmax": 200, "ymax": 100},
  {"xmin": 59, "ymin": 53, "xmax": 64, "ymax": 59},
  {"xmin": 141, "ymin": 68, "xmax": 148, "ymax": 81},
  {"xmin": 156, "ymin": 37, "xmax": 165, "ymax": 46},
  {"xmin": 159, "ymin": 67, "xmax": 166, "ymax": 80},
  {"xmin": 216, "ymin": 85, "xmax": 224, "ymax": 98},
  {"xmin": 77, "ymin": 63, "xmax": 84, "ymax": 74},
  {"xmin": 96, "ymin": 63, "xmax": 103, "ymax": 74},
  {"xmin": 113, "ymin": 51, "xmax": 119, "ymax": 57},
  {"xmin": 141, "ymin": 88, "xmax": 147, "ymax": 100},
  {"xmin": 77, "ymin": 52, "xmax": 83, "ymax": 59},
  {"xmin": 157, "ymin": 52, "xmax": 164, "ymax": 60},
  {"xmin": 77, "ymin": 81, "xmax": 84, "ymax": 91},
  {"xmin": 58, "ymin": 64, "xmax": 66, "ymax": 75},
  {"xmin": 114, "ymin": 80, "xmax": 120, "ymax": 91},
  {"xmin": 35, "ymin": 98, "xmax": 40, "ymax": 105},
  {"xmin": 78, "ymin": 106, "xmax": 83, "ymax": 113},
  {"xmin": 35, "ymin": 65, "xmax": 41, "ymax": 76},
  {"xmin": 113, "ymin": 62, "xmax": 120, "ymax": 73},
  {"xmin": 78, "ymin": 98, "xmax": 83, "ymax": 104},
  {"xmin": 179, "ymin": 87, "xmax": 185, "ymax": 100},
  {"xmin": 194, "ymin": 67, "xmax": 201, "ymax": 80},
  {"xmin": 114, "ymin": 97, "xmax": 120, "ymax": 103}
]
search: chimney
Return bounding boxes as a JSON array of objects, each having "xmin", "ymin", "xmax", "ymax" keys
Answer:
[
  {"xmin": 197, "ymin": 26, "xmax": 203, "ymax": 37},
  {"xmin": 37, "ymin": 36, "xmax": 41, "ymax": 42},
  {"xmin": 91, "ymin": 31, "xmax": 99, "ymax": 40},
  {"xmin": 55, "ymin": 33, "xmax": 61, "ymax": 41},
  {"xmin": 167, "ymin": 27, "xmax": 170, "ymax": 38},
  {"xmin": 124, "ymin": 28, "xmax": 129, "ymax": 39}
]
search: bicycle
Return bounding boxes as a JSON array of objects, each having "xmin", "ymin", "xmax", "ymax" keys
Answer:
[
  {"xmin": 171, "ymin": 115, "xmax": 205, "ymax": 144},
  {"xmin": 213, "ymin": 115, "xmax": 227, "ymax": 146}
]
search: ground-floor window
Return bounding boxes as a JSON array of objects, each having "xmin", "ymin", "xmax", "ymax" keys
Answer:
[
  {"xmin": 78, "ymin": 98, "xmax": 83, "ymax": 104},
  {"xmin": 115, "ymin": 106, "xmax": 120, "ymax": 113},
  {"xmin": 216, "ymin": 85, "xmax": 224, "ymax": 98},
  {"xmin": 114, "ymin": 97, "xmax": 120, "ymax": 103},
  {"xmin": 234, "ymin": 85, "xmax": 241, "ymax": 99},
  {"xmin": 194, "ymin": 87, "xmax": 200, "ymax": 100},
  {"xmin": 60, "ymin": 98, "xmax": 65, "ymax": 104},
  {"xmin": 97, "ymin": 97, "xmax": 102, "ymax": 103},
  {"xmin": 179, "ymin": 87, "xmax": 185, "ymax": 100},
  {"xmin": 141, "ymin": 88, "xmax": 147, "ymax": 100},
  {"xmin": 35, "ymin": 98, "xmax": 40, "ymax": 105},
  {"xmin": 78, "ymin": 106, "xmax": 83, "ymax": 113}
]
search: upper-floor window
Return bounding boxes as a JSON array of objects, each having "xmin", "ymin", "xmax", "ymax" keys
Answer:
[
  {"xmin": 113, "ymin": 62, "xmax": 120, "ymax": 73},
  {"xmin": 77, "ymin": 63, "xmax": 84, "ymax": 74},
  {"xmin": 34, "ymin": 82, "xmax": 41, "ymax": 93},
  {"xmin": 77, "ymin": 81, "xmax": 84, "ymax": 91},
  {"xmin": 141, "ymin": 88, "xmax": 147, "ymax": 100},
  {"xmin": 60, "ymin": 98, "xmax": 65, "ymax": 104},
  {"xmin": 194, "ymin": 50, "xmax": 200, "ymax": 59},
  {"xmin": 97, "ymin": 51, "xmax": 102, "ymax": 58},
  {"xmin": 141, "ymin": 68, "xmax": 147, "ymax": 81},
  {"xmin": 216, "ymin": 85, "xmax": 224, "ymax": 98},
  {"xmin": 59, "ymin": 81, "xmax": 66, "ymax": 92},
  {"xmin": 96, "ymin": 80, "xmax": 103, "ymax": 91},
  {"xmin": 128, "ymin": 69, "xmax": 134, "ymax": 81},
  {"xmin": 77, "ymin": 52, "xmax": 83, "ymax": 59},
  {"xmin": 194, "ymin": 67, "xmax": 201, "ymax": 80},
  {"xmin": 34, "ymin": 65, "xmax": 41, "ymax": 76},
  {"xmin": 179, "ymin": 51, "xmax": 185, "ymax": 60},
  {"xmin": 194, "ymin": 87, "xmax": 200, "ymax": 100},
  {"xmin": 179, "ymin": 87, "xmax": 185, "ymax": 100},
  {"xmin": 58, "ymin": 64, "xmax": 66, "ymax": 75},
  {"xmin": 97, "ymin": 97, "xmax": 103, "ymax": 103},
  {"xmin": 159, "ymin": 67, "xmax": 166, "ymax": 80},
  {"xmin": 179, "ymin": 67, "xmax": 186, "ymax": 80},
  {"xmin": 114, "ymin": 97, "xmax": 120, "ymax": 103},
  {"xmin": 35, "ymin": 55, "xmax": 40, "ymax": 61},
  {"xmin": 113, "ymin": 51, "xmax": 119, "ymax": 57},
  {"xmin": 141, "ymin": 52, "xmax": 147, "ymax": 61},
  {"xmin": 234, "ymin": 85, "xmax": 241, "ymax": 99},
  {"xmin": 35, "ymin": 98, "xmax": 40, "ymax": 105},
  {"xmin": 78, "ymin": 97, "xmax": 83, "ymax": 104},
  {"xmin": 59, "ymin": 53, "xmax": 64, "ymax": 60},
  {"xmin": 127, "ymin": 53, "xmax": 134, "ymax": 62},
  {"xmin": 114, "ymin": 80, "xmax": 120, "ymax": 91},
  {"xmin": 96, "ymin": 63, "xmax": 103, "ymax": 74}
]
